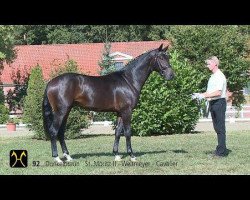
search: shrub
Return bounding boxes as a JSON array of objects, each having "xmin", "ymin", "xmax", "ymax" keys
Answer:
[
  {"xmin": 6, "ymin": 68, "xmax": 29, "ymax": 112},
  {"xmin": 0, "ymin": 87, "xmax": 4, "ymax": 104},
  {"xmin": 23, "ymin": 65, "xmax": 46, "ymax": 139},
  {"xmin": 64, "ymin": 106, "xmax": 90, "ymax": 139},
  {"xmin": 0, "ymin": 104, "xmax": 9, "ymax": 124},
  {"xmin": 0, "ymin": 87, "xmax": 9, "ymax": 124},
  {"xmin": 92, "ymin": 112, "xmax": 116, "ymax": 122},
  {"xmin": 131, "ymin": 50, "xmax": 204, "ymax": 136}
]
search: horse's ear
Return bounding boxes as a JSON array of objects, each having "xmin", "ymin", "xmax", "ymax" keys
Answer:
[
  {"xmin": 158, "ymin": 43, "xmax": 163, "ymax": 51},
  {"xmin": 162, "ymin": 45, "xmax": 168, "ymax": 52}
]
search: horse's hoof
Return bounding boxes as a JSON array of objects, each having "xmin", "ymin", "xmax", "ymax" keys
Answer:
[
  {"xmin": 63, "ymin": 153, "xmax": 73, "ymax": 162},
  {"xmin": 114, "ymin": 155, "xmax": 122, "ymax": 161},
  {"xmin": 130, "ymin": 156, "xmax": 137, "ymax": 162},
  {"xmin": 54, "ymin": 156, "xmax": 63, "ymax": 164}
]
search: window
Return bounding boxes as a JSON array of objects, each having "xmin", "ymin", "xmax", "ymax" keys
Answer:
[{"xmin": 114, "ymin": 62, "xmax": 124, "ymax": 70}]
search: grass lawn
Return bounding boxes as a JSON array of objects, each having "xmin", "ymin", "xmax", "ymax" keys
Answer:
[{"xmin": 0, "ymin": 131, "xmax": 249, "ymax": 175}]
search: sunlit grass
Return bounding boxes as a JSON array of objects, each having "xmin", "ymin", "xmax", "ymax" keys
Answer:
[{"xmin": 0, "ymin": 131, "xmax": 249, "ymax": 175}]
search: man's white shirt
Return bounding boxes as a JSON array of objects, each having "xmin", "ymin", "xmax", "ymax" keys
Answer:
[{"xmin": 206, "ymin": 69, "xmax": 227, "ymax": 101}]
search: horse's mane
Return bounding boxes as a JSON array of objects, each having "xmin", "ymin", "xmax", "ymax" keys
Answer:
[{"xmin": 119, "ymin": 48, "xmax": 156, "ymax": 72}]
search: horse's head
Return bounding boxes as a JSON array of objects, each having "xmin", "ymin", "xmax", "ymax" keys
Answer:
[{"xmin": 151, "ymin": 44, "xmax": 174, "ymax": 80}]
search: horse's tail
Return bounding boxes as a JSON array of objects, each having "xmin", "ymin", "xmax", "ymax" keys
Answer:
[{"xmin": 42, "ymin": 87, "xmax": 53, "ymax": 140}]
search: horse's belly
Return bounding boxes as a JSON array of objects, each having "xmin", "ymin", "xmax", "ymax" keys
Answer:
[{"xmin": 75, "ymin": 93, "xmax": 116, "ymax": 111}]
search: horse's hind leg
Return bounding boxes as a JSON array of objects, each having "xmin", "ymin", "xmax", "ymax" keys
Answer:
[
  {"xmin": 50, "ymin": 107, "xmax": 72, "ymax": 163},
  {"xmin": 58, "ymin": 111, "xmax": 73, "ymax": 162},
  {"xmin": 50, "ymin": 112, "xmax": 66, "ymax": 163},
  {"xmin": 121, "ymin": 111, "xmax": 136, "ymax": 162},
  {"xmin": 113, "ymin": 116, "xmax": 123, "ymax": 161}
]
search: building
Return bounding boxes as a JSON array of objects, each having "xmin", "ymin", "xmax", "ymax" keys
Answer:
[
  {"xmin": 1, "ymin": 40, "xmax": 249, "ymax": 118},
  {"xmin": 0, "ymin": 40, "xmax": 170, "ymax": 95}
]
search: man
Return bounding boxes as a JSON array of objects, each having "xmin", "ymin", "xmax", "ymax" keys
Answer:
[{"xmin": 199, "ymin": 56, "xmax": 228, "ymax": 157}]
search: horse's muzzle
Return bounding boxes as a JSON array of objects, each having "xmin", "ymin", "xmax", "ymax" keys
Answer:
[{"xmin": 164, "ymin": 72, "xmax": 175, "ymax": 80}]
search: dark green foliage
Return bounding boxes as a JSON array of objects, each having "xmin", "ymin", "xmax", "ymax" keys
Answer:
[
  {"xmin": 98, "ymin": 42, "xmax": 116, "ymax": 75},
  {"xmin": 23, "ymin": 65, "xmax": 46, "ymax": 139},
  {"xmin": 0, "ymin": 25, "xmax": 16, "ymax": 69},
  {"xmin": 92, "ymin": 111, "xmax": 116, "ymax": 124},
  {"xmin": 0, "ymin": 87, "xmax": 4, "ymax": 104},
  {"xmin": 12, "ymin": 25, "xmax": 153, "ymax": 44},
  {"xmin": 6, "ymin": 68, "xmax": 29, "ymax": 112},
  {"xmin": 64, "ymin": 106, "xmax": 90, "ymax": 139},
  {"xmin": 0, "ymin": 104, "xmax": 9, "ymax": 124},
  {"xmin": 164, "ymin": 25, "xmax": 250, "ymax": 108},
  {"xmin": 50, "ymin": 59, "xmax": 79, "ymax": 77},
  {"xmin": 148, "ymin": 25, "xmax": 171, "ymax": 41},
  {"xmin": 50, "ymin": 59, "xmax": 90, "ymax": 139},
  {"xmin": 132, "ymin": 51, "xmax": 204, "ymax": 136},
  {"xmin": 13, "ymin": 25, "xmax": 49, "ymax": 45},
  {"xmin": 0, "ymin": 88, "xmax": 8, "ymax": 124}
]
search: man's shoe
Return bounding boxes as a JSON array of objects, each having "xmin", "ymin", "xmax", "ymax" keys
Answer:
[{"xmin": 212, "ymin": 150, "xmax": 228, "ymax": 158}]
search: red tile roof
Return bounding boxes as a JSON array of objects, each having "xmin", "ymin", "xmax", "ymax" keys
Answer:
[{"xmin": 0, "ymin": 40, "xmax": 170, "ymax": 84}]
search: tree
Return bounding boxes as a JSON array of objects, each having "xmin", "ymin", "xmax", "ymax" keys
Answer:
[
  {"xmin": 0, "ymin": 87, "xmax": 8, "ymax": 124},
  {"xmin": 0, "ymin": 25, "xmax": 16, "ymax": 71},
  {"xmin": 6, "ymin": 68, "xmax": 29, "ymax": 112},
  {"xmin": 147, "ymin": 25, "xmax": 171, "ymax": 41},
  {"xmin": 164, "ymin": 25, "xmax": 250, "ymax": 108},
  {"xmin": 12, "ymin": 25, "xmax": 153, "ymax": 45},
  {"xmin": 13, "ymin": 25, "xmax": 49, "ymax": 45},
  {"xmin": 47, "ymin": 26, "xmax": 76, "ymax": 44},
  {"xmin": 23, "ymin": 65, "xmax": 46, "ymax": 139},
  {"xmin": 50, "ymin": 58, "xmax": 79, "ymax": 77},
  {"xmin": 0, "ymin": 104, "xmax": 9, "ymax": 124},
  {"xmin": 0, "ymin": 87, "xmax": 4, "ymax": 104},
  {"xmin": 98, "ymin": 42, "xmax": 116, "ymax": 75}
]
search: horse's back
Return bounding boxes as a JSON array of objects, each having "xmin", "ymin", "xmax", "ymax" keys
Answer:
[
  {"xmin": 75, "ymin": 72, "xmax": 128, "ymax": 111},
  {"xmin": 45, "ymin": 72, "xmax": 131, "ymax": 112}
]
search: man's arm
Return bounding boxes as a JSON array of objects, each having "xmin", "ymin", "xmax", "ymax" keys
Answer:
[{"xmin": 202, "ymin": 90, "xmax": 222, "ymax": 99}]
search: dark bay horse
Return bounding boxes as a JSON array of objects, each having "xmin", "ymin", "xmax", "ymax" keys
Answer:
[{"xmin": 42, "ymin": 44, "xmax": 174, "ymax": 163}]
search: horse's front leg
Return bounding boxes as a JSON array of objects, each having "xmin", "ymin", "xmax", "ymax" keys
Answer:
[
  {"xmin": 113, "ymin": 116, "xmax": 123, "ymax": 161},
  {"xmin": 121, "ymin": 111, "xmax": 136, "ymax": 162}
]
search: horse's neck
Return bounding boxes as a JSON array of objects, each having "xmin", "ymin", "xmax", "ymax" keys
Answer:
[{"xmin": 124, "ymin": 57, "xmax": 152, "ymax": 92}]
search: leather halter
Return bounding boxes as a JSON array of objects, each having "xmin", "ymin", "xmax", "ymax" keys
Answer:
[{"xmin": 151, "ymin": 53, "xmax": 167, "ymax": 76}]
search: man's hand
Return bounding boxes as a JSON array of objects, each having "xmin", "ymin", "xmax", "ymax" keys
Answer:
[{"xmin": 192, "ymin": 93, "xmax": 205, "ymax": 100}]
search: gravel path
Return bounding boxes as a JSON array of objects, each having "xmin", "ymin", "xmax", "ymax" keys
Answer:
[{"xmin": 1, "ymin": 121, "xmax": 250, "ymax": 138}]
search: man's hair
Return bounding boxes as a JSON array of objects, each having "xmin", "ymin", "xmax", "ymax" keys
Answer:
[{"xmin": 205, "ymin": 56, "xmax": 219, "ymax": 66}]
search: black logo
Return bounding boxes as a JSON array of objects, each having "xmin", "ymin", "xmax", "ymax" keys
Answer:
[{"xmin": 10, "ymin": 150, "xmax": 28, "ymax": 168}]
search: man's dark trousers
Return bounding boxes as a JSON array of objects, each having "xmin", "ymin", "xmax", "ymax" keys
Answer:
[{"xmin": 209, "ymin": 98, "xmax": 227, "ymax": 156}]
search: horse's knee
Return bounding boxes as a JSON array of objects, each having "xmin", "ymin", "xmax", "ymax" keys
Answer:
[{"xmin": 49, "ymin": 131, "xmax": 58, "ymax": 140}]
